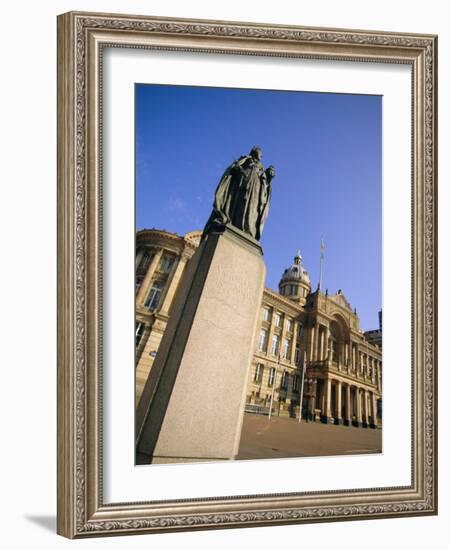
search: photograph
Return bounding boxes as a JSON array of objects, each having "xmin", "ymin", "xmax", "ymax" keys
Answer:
[
  {"xmin": 134, "ymin": 84, "xmax": 383, "ymax": 465},
  {"xmin": 55, "ymin": 10, "xmax": 437, "ymax": 537}
]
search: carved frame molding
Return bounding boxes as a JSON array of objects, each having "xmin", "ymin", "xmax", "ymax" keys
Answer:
[{"xmin": 57, "ymin": 11, "xmax": 437, "ymax": 538}]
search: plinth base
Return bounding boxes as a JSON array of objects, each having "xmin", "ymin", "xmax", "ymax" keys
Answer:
[{"xmin": 136, "ymin": 225, "xmax": 266, "ymax": 465}]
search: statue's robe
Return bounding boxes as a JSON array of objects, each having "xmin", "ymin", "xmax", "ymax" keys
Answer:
[
  {"xmin": 202, "ymin": 155, "xmax": 249, "ymax": 236},
  {"xmin": 232, "ymin": 158, "xmax": 266, "ymax": 239},
  {"xmin": 232, "ymin": 160, "xmax": 273, "ymax": 240},
  {"xmin": 203, "ymin": 155, "xmax": 272, "ymax": 241}
]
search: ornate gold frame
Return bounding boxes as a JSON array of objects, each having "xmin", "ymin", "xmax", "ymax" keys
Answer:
[{"xmin": 57, "ymin": 11, "xmax": 438, "ymax": 538}]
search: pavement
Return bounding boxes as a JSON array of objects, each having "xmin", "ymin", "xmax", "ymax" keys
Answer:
[{"xmin": 236, "ymin": 413, "xmax": 382, "ymax": 460}]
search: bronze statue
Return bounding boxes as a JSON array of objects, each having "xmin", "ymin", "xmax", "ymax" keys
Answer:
[{"xmin": 203, "ymin": 146, "xmax": 275, "ymax": 241}]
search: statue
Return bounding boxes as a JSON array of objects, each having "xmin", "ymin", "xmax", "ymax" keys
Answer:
[{"xmin": 203, "ymin": 146, "xmax": 275, "ymax": 241}]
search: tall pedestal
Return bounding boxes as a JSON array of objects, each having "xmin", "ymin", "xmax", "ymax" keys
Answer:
[{"xmin": 136, "ymin": 225, "xmax": 266, "ymax": 464}]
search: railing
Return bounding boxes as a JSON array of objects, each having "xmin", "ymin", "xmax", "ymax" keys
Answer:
[{"xmin": 244, "ymin": 404, "xmax": 271, "ymax": 416}]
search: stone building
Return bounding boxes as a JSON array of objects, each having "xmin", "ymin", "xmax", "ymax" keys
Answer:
[
  {"xmin": 135, "ymin": 229, "xmax": 382, "ymax": 429},
  {"xmin": 135, "ymin": 228, "xmax": 202, "ymax": 402}
]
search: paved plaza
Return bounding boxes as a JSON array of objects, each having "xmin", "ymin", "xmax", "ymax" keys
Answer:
[{"xmin": 237, "ymin": 413, "xmax": 382, "ymax": 460}]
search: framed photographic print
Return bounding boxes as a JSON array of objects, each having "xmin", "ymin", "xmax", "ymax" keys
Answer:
[{"xmin": 57, "ymin": 11, "xmax": 438, "ymax": 538}]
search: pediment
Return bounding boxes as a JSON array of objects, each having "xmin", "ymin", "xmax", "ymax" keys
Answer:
[{"xmin": 329, "ymin": 291, "xmax": 352, "ymax": 311}]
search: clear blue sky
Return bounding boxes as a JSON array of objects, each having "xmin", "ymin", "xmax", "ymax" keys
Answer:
[{"xmin": 135, "ymin": 84, "xmax": 382, "ymax": 331}]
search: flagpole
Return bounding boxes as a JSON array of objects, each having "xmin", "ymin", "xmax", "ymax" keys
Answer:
[
  {"xmin": 319, "ymin": 237, "xmax": 324, "ymax": 290},
  {"xmin": 298, "ymin": 351, "xmax": 307, "ymax": 423}
]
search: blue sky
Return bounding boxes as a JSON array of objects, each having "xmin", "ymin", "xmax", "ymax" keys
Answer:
[{"xmin": 135, "ymin": 84, "xmax": 382, "ymax": 331}]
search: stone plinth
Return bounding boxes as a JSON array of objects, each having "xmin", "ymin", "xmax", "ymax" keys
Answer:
[{"xmin": 136, "ymin": 225, "xmax": 266, "ymax": 464}]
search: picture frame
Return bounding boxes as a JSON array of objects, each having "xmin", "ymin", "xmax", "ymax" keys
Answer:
[{"xmin": 57, "ymin": 11, "xmax": 438, "ymax": 538}]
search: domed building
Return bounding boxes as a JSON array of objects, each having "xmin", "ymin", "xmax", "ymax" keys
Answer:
[
  {"xmin": 278, "ymin": 250, "xmax": 311, "ymax": 305},
  {"xmin": 135, "ymin": 229, "xmax": 382, "ymax": 429}
]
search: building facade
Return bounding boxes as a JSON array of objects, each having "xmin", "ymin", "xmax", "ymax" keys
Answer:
[{"xmin": 135, "ymin": 229, "xmax": 382, "ymax": 429}]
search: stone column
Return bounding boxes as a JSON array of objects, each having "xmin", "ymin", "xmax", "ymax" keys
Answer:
[
  {"xmin": 310, "ymin": 379, "xmax": 317, "ymax": 420},
  {"xmin": 136, "ymin": 225, "xmax": 266, "ymax": 464},
  {"xmin": 363, "ymin": 389, "xmax": 369, "ymax": 428},
  {"xmin": 323, "ymin": 378, "xmax": 332, "ymax": 423},
  {"xmin": 319, "ymin": 327, "xmax": 325, "ymax": 360},
  {"xmin": 136, "ymin": 248, "xmax": 163, "ymax": 307},
  {"xmin": 309, "ymin": 325, "xmax": 315, "ymax": 362},
  {"xmin": 267, "ymin": 315, "xmax": 276, "ymax": 357},
  {"xmin": 280, "ymin": 315, "xmax": 287, "ymax": 361},
  {"xmin": 158, "ymin": 253, "xmax": 189, "ymax": 316},
  {"xmin": 320, "ymin": 380, "xmax": 326, "ymax": 414},
  {"xmin": 355, "ymin": 387, "xmax": 362, "ymax": 427},
  {"xmin": 336, "ymin": 380, "xmax": 342, "ymax": 424},
  {"xmin": 345, "ymin": 384, "xmax": 351, "ymax": 425},
  {"xmin": 370, "ymin": 392, "xmax": 378, "ymax": 428},
  {"xmin": 314, "ymin": 324, "xmax": 320, "ymax": 361},
  {"xmin": 290, "ymin": 320, "xmax": 298, "ymax": 365},
  {"xmin": 324, "ymin": 326, "xmax": 330, "ymax": 359}
]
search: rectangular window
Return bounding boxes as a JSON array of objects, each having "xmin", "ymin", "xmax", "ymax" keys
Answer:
[
  {"xmin": 136, "ymin": 250, "xmax": 154, "ymax": 294},
  {"xmin": 262, "ymin": 307, "xmax": 271, "ymax": 322},
  {"xmin": 135, "ymin": 322, "xmax": 144, "ymax": 347},
  {"xmin": 274, "ymin": 313, "xmax": 282, "ymax": 327},
  {"xmin": 258, "ymin": 329, "xmax": 267, "ymax": 352},
  {"xmin": 281, "ymin": 371, "xmax": 289, "ymax": 390},
  {"xmin": 136, "ymin": 249, "xmax": 153, "ymax": 276},
  {"xmin": 271, "ymin": 334, "xmax": 280, "ymax": 356},
  {"xmin": 294, "ymin": 347, "xmax": 301, "ymax": 365},
  {"xmin": 144, "ymin": 280, "xmax": 163, "ymax": 309},
  {"xmin": 254, "ymin": 363, "xmax": 264, "ymax": 383},
  {"xmin": 158, "ymin": 254, "xmax": 175, "ymax": 274},
  {"xmin": 136, "ymin": 278, "xmax": 142, "ymax": 294},
  {"xmin": 268, "ymin": 367, "xmax": 275, "ymax": 386},
  {"xmin": 286, "ymin": 318, "xmax": 293, "ymax": 332},
  {"xmin": 292, "ymin": 374, "xmax": 300, "ymax": 393},
  {"xmin": 283, "ymin": 339, "xmax": 291, "ymax": 360}
]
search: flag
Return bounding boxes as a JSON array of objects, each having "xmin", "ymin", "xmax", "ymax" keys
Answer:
[{"xmin": 321, "ymin": 238, "xmax": 325, "ymax": 259}]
